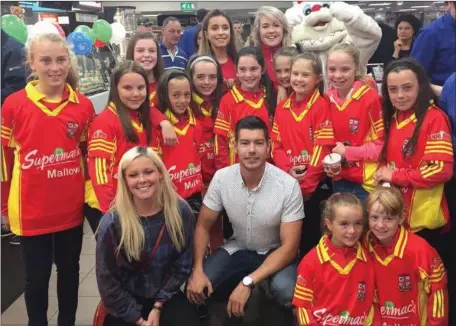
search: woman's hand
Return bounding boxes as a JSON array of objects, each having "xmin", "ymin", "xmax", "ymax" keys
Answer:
[{"xmin": 332, "ymin": 142, "xmax": 347, "ymax": 157}]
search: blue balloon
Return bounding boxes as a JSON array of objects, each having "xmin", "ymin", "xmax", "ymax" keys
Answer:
[{"xmin": 67, "ymin": 31, "xmax": 92, "ymax": 56}]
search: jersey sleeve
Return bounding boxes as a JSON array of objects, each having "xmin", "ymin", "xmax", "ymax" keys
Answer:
[
  {"xmin": 213, "ymin": 96, "xmax": 231, "ymax": 137},
  {"xmin": 293, "ymin": 255, "xmax": 318, "ymax": 325},
  {"xmin": 150, "ymin": 107, "xmax": 166, "ymax": 130},
  {"xmin": 367, "ymin": 93, "xmax": 385, "ymax": 141},
  {"xmin": 423, "ymin": 111, "xmax": 454, "ymax": 163},
  {"xmin": 391, "ymin": 160, "xmax": 453, "ymax": 188},
  {"xmin": 1, "ymin": 95, "xmax": 16, "ymax": 148},
  {"xmin": 87, "ymin": 116, "xmax": 117, "ymax": 213},
  {"xmin": 313, "ymin": 99, "xmax": 335, "ymax": 147},
  {"xmin": 271, "ymin": 118, "xmax": 292, "ymax": 173},
  {"xmin": 417, "ymin": 245, "xmax": 448, "ymax": 326}
]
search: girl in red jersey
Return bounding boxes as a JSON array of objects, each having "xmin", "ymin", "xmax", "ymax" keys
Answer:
[
  {"xmin": 366, "ymin": 186, "xmax": 448, "ymax": 326},
  {"xmin": 155, "ymin": 71, "xmax": 204, "ymax": 213},
  {"xmin": 293, "ymin": 193, "xmax": 378, "ymax": 326},
  {"xmin": 199, "ymin": 10, "xmax": 239, "ymax": 90},
  {"xmin": 187, "ymin": 55, "xmax": 225, "ymax": 249},
  {"xmin": 272, "ymin": 52, "xmax": 335, "ymax": 257},
  {"xmin": 126, "ymin": 32, "xmax": 178, "ymax": 146},
  {"xmin": 375, "ymin": 58, "xmax": 453, "ymax": 262},
  {"xmin": 85, "ymin": 61, "xmax": 153, "ymax": 231},
  {"xmin": 214, "ymin": 46, "xmax": 274, "ymax": 169},
  {"xmin": 325, "ymin": 43, "xmax": 384, "ymax": 202},
  {"xmin": 274, "ymin": 46, "xmax": 299, "ymax": 103},
  {"xmin": 1, "ymin": 33, "xmax": 94, "ymax": 325}
]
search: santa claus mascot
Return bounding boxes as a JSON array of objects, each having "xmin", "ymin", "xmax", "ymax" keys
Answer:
[{"xmin": 286, "ymin": 1, "xmax": 382, "ymax": 77}]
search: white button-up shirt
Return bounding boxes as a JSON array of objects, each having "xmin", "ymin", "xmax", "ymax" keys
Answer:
[{"xmin": 203, "ymin": 163, "xmax": 305, "ymax": 255}]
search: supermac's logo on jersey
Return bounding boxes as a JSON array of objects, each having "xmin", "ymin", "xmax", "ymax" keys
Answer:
[
  {"xmin": 357, "ymin": 282, "xmax": 366, "ymax": 301},
  {"xmin": 67, "ymin": 121, "xmax": 79, "ymax": 138},
  {"xmin": 398, "ymin": 275, "xmax": 412, "ymax": 292},
  {"xmin": 91, "ymin": 129, "xmax": 108, "ymax": 140},
  {"xmin": 349, "ymin": 118, "xmax": 359, "ymax": 134}
]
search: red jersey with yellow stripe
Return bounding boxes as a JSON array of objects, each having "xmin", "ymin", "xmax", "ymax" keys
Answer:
[
  {"xmin": 386, "ymin": 106, "xmax": 453, "ymax": 232},
  {"xmin": 366, "ymin": 226, "xmax": 448, "ymax": 326},
  {"xmin": 149, "ymin": 82, "xmax": 167, "ymax": 130},
  {"xmin": 156, "ymin": 109, "xmax": 203, "ymax": 199},
  {"xmin": 213, "ymin": 85, "xmax": 271, "ymax": 169},
  {"xmin": 272, "ymin": 91, "xmax": 335, "ymax": 195},
  {"xmin": 293, "ymin": 235, "xmax": 376, "ymax": 326},
  {"xmin": 193, "ymin": 93, "xmax": 216, "ymax": 184},
  {"xmin": 328, "ymin": 85, "xmax": 384, "ymax": 192},
  {"xmin": 1, "ymin": 81, "xmax": 94, "ymax": 236},
  {"xmin": 86, "ymin": 102, "xmax": 151, "ymax": 212}
]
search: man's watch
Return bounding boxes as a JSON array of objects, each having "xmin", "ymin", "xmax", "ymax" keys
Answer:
[{"xmin": 242, "ymin": 276, "xmax": 255, "ymax": 289}]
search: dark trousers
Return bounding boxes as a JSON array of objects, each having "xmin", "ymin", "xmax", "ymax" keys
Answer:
[
  {"xmin": 300, "ymin": 181, "xmax": 332, "ymax": 258},
  {"xmin": 104, "ymin": 291, "xmax": 200, "ymax": 326},
  {"xmin": 21, "ymin": 225, "xmax": 83, "ymax": 326},
  {"xmin": 444, "ymin": 178, "xmax": 456, "ymax": 324},
  {"xmin": 84, "ymin": 203, "xmax": 103, "ymax": 234}
]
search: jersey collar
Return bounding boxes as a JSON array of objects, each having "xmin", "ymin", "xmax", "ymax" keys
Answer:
[
  {"xmin": 107, "ymin": 102, "xmax": 144, "ymax": 132},
  {"xmin": 283, "ymin": 90, "xmax": 320, "ymax": 122},
  {"xmin": 25, "ymin": 80, "xmax": 79, "ymax": 104},
  {"xmin": 329, "ymin": 83, "xmax": 370, "ymax": 112},
  {"xmin": 165, "ymin": 108, "xmax": 196, "ymax": 136},
  {"xmin": 231, "ymin": 85, "xmax": 265, "ymax": 109},
  {"xmin": 192, "ymin": 93, "xmax": 212, "ymax": 117},
  {"xmin": 367, "ymin": 225, "xmax": 408, "ymax": 266}
]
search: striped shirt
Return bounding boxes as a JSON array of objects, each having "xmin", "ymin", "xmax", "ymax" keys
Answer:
[
  {"xmin": 203, "ymin": 163, "xmax": 305, "ymax": 255},
  {"xmin": 159, "ymin": 42, "xmax": 188, "ymax": 71}
]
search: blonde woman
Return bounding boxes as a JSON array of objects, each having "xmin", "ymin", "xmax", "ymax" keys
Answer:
[
  {"xmin": 250, "ymin": 6, "xmax": 291, "ymax": 90},
  {"xmin": 96, "ymin": 146, "xmax": 199, "ymax": 326}
]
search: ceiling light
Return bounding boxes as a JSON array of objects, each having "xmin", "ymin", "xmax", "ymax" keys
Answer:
[
  {"xmin": 397, "ymin": 1, "xmax": 403, "ymax": 5},
  {"xmin": 397, "ymin": 8, "xmax": 417, "ymax": 12},
  {"xmin": 411, "ymin": 5, "xmax": 431, "ymax": 8},
  {"xmin": 368, "ymin": 2, "xmax": 391, "ymax": 6}
]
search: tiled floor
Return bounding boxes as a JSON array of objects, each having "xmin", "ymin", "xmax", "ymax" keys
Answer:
[{"xmin": 1, "ymin": 221, "xmax": 98, "ymax": 326}]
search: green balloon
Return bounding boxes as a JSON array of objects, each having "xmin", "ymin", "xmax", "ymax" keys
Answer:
[
  {"xmin": 75, "ymin": 25, "xmax": 95, "ymax": 44},
  {"xmin": 92, "ymin": 19, "xmax": 112, "ymax": 43},
  {"xmin": 1, "ymin": 14, "xmax": 27, "ymax": 44}
]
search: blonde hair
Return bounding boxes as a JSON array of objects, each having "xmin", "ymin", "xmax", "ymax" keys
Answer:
[
  {"xmin": 322, "ymin": 192, "xmax": 364, "ymax": 233},
  {"xmin": 328, "ymin": 42, "xmax": 364, "ymax": 80},
  {"xmin": 114, "ymin": 146, "xmax": 185, "ymax": 262},
  {"xmin": 27, "ymin": 33, "xmax": 79, "ymax": 90},
  {"xmin": 366, "ymin": 187, "xmax": 405, "ymax": 220},
  {"xmin": 250, "ymin": 6, "xmax": 291, "ymax": 48}
]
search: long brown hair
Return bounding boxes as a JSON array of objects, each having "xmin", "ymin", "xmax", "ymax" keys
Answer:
[
  {"xmin": 126, "ymin": 32, "xmax": 164, "ymax": 84},
  {"xmin": 108, "ymin": 60, "xmax": 152, "ymax": 145},
  {"xmin": 156, "ymin": 70, "xmax": 192, "ymax": 114}
]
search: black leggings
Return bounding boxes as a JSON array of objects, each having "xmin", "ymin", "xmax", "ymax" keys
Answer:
[
  {"xmin": 84, "ymin": 204, "xmax": 103, "ymax": 234},
  {"xmin": 104, "ymin": 291, "xmax": 200, "ymax": 326}
]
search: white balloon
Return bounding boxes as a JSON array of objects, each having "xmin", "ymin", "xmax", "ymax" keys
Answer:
[
  {"xmin": 110, "ymin": 22, "xmax": 126, "ymax": 45},
  {"xmin": 30, "ymin": 21, "xmax": 59, "ymax": 39}
]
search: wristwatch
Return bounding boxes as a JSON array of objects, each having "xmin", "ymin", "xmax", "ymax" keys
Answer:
[{"xmin": 242, "ymin": 275, "xmax": 255, "ymax": 288}]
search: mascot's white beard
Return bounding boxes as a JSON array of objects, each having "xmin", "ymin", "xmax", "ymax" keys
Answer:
[{"xmin": 291, "ymin": 12, "xmax": 347, "ymax": 52}]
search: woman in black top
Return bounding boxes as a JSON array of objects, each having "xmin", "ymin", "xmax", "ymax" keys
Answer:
[
  {"xmin": 393, "ymin": 14, "xmax": 422, "ymax": 59},
  {"xmin": 96, "ymin": 146, "xmax": 199, "ymax": 326}
]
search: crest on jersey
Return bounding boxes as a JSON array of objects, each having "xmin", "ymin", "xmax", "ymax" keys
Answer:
[
  {"xmin": 349, "ymin": 118, "xmax": 359, "ymax": 134},
  {"xmin": 67, "ymin": 121, "xmax": 79, "ymax": 137},
  {"xmin": 398, "ymin": 275, "xmax": 412, "ymax": 292},
  {"xmin": 357, "ymin": 281, "xmax": 366, "ymax": 301},
  {"xmin": 92, "ymin": 129, "xmax": 108, "ymax": 140}
]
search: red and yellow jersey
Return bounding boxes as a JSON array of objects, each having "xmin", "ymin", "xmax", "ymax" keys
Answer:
[
  {"xmin": 156, "ymin": 109, "xmax": 203, "ymax": 199},
  {"xmin": 328, "ymin": 85, "xmax": 384, "ymax": 192},
  {"xmin": 193, "ymin": 93, "xmax": 216, "ymax": 184},
  {"xmin": 366, "ymin": 226, "xmax": 448, "ymax": 326},
  {"xmin": 1, "ymin": 145, "xmax": 14, "ymax": 216},
  {"xmin": 213, "ymin": 85, "xmax": 271, "ymax": 169},
  {"xmin": 272, "ymin": 91, "xmax": 335, "ymax": 195},
  {"xmin": 149, "ymin": 82, "xmax": 167, "ymax": 130},
  {"xmin": 86, "ymin": 102, "xmax": 151, "ymax": 212},
  {"xmin": 293, "ymin": 235, "xmax": 376, "ymax": 326},
  {"xmin": 386, "ymin": 106, "xmax": 453, "ymax": 232},
  {"xmin": 1, "ymin": 81, "xmax": 94, "ymax": 236}
]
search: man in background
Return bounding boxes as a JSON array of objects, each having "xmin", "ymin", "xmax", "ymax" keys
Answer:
[
  {"xmin": 179, "ymin": 8, "xmax": 208, "ymax": 57},
  {"xmin": 136, "ymin": 17, "xmax": 154, "ymax": 34},
  {"xmin": 160, "ymin": 17, "xmax": 188, "ymax": 70}
]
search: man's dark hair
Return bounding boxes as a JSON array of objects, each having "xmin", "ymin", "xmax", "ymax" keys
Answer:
[
  {"xmin": 162, "ymin": 16, "xmax": 180, "ymax": 28},
  {"xmin": 235, "ymin": 116, "xmax": 269, "ymax": 142},
  {"xmin": 196, "ymin": 8, "xmax": 208, "ymax": 22}
]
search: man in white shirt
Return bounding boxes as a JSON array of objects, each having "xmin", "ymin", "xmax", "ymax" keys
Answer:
[{"xmin": 187, "ymin": 116, "xmax": 304, "ymax": 319}]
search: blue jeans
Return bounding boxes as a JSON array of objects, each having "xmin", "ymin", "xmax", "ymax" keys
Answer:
[
  {"xmin": 333, "ymin": 179, "xmax": 369, "ymax": 202},
  {"xmin": 203, "ymin": 248, "xmax": 297, "ymax": 307}
]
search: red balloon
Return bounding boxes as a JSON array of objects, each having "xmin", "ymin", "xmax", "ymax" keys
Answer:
[
  {"xmin": 52, "ymin": 23, "xmax": 65, "ymax": 37},
  {"xmin": 94, "ymin": 38, "xmax": 107, "ymax": 48}
]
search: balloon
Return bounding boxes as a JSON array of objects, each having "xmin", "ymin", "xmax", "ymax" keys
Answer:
[
  {"xmin": 67, "ymin": 31, "xmax": 92, "ymax": 55},
  {"xmin": 1, "ymin": 14, "xmax": 27, "ymax": 44},
  {"xmin": 30, "ymin": 21, "xmax": 60, "ymax": 39},
  {"xmin": 74, "ymin": 25, "xmax": 95, "ymax": 44},
  {"xmin": 94, "ymin": 38, "xmax": 107, "ymax": 48},
  {"xmin": 52, "ymin": 23, "xmax": 65, "ymax": 38},
  {"xmin": 110, "ymin": 22, "xmax": 126, "ymax": 45},
  {"xmin": 92, "ymin": 19, "xmax": 112, "ymax": 43}
]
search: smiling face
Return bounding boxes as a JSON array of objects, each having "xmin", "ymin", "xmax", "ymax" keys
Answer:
[
  {"xmin": 275, "ymin": 55, "xmax": 292, "ymax": 88},
  {"xmin": 30, "ymin": 41, "xmax": 71, "ymax": 88},
  {"xmin": 237, "ymin": 55, "xmax": 263, "ymax": 92},
  {"xmin": 125, "ymin": 156, "xmax": 162, "ymax": 201},
  {"xmin": 327, "ymin": 50, "xmax": 357, "ymax": 96},
  {"xmin": 206, "ymin": 15, "xmax": 231, "ymax": 49},
  {"xmin": 259, "ymin": 15, "xmax": 284, "ymax": 48},
  {"xmin": 168, "ymin": 77, "xmax": 191, "ymax": 115},
  {"xmin": 192, "ymin": 61, "xmax": 218, "ymax": 97},
  {"xmin": 368, "ymin": 202, "xmax": 402, "ymax": 245},
  {"xmin": 117, "ymin": 72, "xmax": 147, "ymax": 110},
  {"xmin": 236, "ymin": 128, "xmax": 269, "ymax": 172},
  {"xmin": 387, "ymin": 69, "xmax": 419, "ymax": 112},
  {"xmin": 290, "ymin": 58, "xmax": 321, "ymax": 98},
  {"xmin": 326, "ymin": 205, "xmax": 364, "ymax": 248},
  {"xmin": 133, "ymin": 39, "xmax": 157, "ymax": 72}
]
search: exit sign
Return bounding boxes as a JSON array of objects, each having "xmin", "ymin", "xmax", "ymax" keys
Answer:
[{"xmin": 180, "ymin": 2, "xmax": 194, "ymax": 11}]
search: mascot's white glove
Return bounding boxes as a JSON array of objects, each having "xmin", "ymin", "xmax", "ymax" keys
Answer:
[
  {"xmin": 329, "ymin": 1, "xmax": 358, "ymax": 23},
  {"xmin": 285, "ymin": 6, "xmax": 304, "ymax": 28}
]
